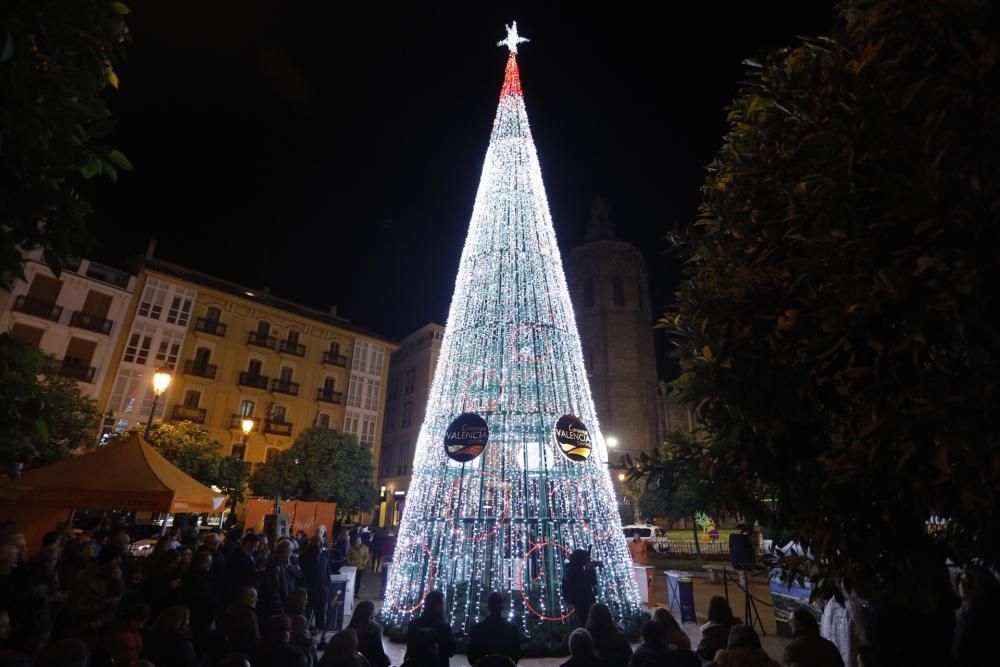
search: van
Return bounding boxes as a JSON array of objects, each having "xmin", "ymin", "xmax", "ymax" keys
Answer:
[{"xmin": 622, "ymin": 524, "xmax": 665, "ymax": 540}]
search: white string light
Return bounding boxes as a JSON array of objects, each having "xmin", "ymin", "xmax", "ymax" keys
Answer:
[{"xmin": 381, "ymin": 31, "xmax": 641, "ymax": 637}]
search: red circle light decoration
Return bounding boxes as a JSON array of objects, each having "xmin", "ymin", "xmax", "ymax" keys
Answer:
[
  {"xmin": 389, "ymin": 542, "xmax": 436, "ymax": 614},
  {"xmin": 517, "ymin": 540, "xmax": 576, "ymax": 621}
]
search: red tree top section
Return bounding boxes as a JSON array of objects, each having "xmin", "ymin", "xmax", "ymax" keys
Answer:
[{"xmin": 500, "ymin": 53, "xmax": 523, "ymax": 98}]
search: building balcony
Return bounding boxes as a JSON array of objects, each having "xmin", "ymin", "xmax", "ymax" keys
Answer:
[
  {"xmin": 57, "ymin": 358, "xmax": 96, "ymax": 383},
  {"xmin": 195, "ymin": 317, "xmax": 227, "ymax": 337},
  {"xmin": 264, "ymin": 419, "xmax": 294, "ymax": 436},
  {"xmin": 238, "ymin": 372, "xmax": 269, "ymax": 389},
  {"xmin": 230, "ymin": 414, "xmax": 260, "ymax": 431},
  {"xmin": 247, "ymin": 331, "xmax": 277, "ymax": 349},
  {"xmin": 13, "ymin": 295, "xmax": 63, "ymax": 322},
  {"xmin": 271, "ymin": 379, "xmax": 300, "ymax": 396},
  {"xmin": 183, "ymin": 359, "xmax": 218, "ymax": 379},
  {"xmin": 70, "ymin": 311, "xmax": 114, "ymax": 334},
  {"xmin": 171, "ymin": 405, "xmax": 207, "ymax": 424},
  {"xmin": 322, "ymin": 351, "xmax": 348, "ymax": 367},
  {"xmin": 278, "ymin": 340, "xmax": 306, "ymax": 357},
  {"xmin": 316, "ymin": 388, "xmax": 344, "ymax": 404}
]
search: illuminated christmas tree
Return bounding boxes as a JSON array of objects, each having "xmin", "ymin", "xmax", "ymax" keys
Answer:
[{"xmin": 381, "ymin": 23, "xmax": 641, "ymax": 639}]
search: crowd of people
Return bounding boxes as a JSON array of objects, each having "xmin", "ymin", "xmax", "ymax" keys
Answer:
[
  {"xmin": 0, "ymin": 517, "xmax": 387, "ymax": 667},
  {"xmin": 5, "ymin": 515, "xmax": 948, "ymax": 667}
]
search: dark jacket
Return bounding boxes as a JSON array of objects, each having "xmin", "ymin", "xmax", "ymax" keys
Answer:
[
  {"xmin": 560, "ymin": 657, "xmax": 602, "ymax": 667},
  {"xmin": 260, "ymin": 559, "xmax": 303, "ymax": 617},
  {"xmin": 225, "ymin": 548, "xmax": 258, "ymax": 602},
  {"xmin": 349, "ymin": 620, "xmax": 390, "ymax": 667},
  {"xmin": 590, "ymin": 626, "xmax": 632, "ymax": 667},
  {"xmin": 142, "ymin": 627, "xmax": 199, "ymax": 667},
  {"xmin": 407, "ymin": 612, "xmax": 456, "ymax": 667},
  {"xmin": 697, "ymin": 622, "xmax": 735, "ymax": 662},
  {"xmin": 783, "ymin": 633, "xmax": 845, "ymax": 667},
  {"xmin": 467, "ymin": 614, "xmax": 521, "ymax": 664},
  {"xmin": 562, "ymin": 563, "xmax": 597, "ymax": 609},
  {"xmin": 221, "ymin": 602, "xmax": 260, "ymax": 657},
  {"xmin": 628, "ymin": 642, "xmax": 700, "ymax": 667},
  {"xmin": 253, "ymin": 642, "xmax": 309, "ymax": 667}
]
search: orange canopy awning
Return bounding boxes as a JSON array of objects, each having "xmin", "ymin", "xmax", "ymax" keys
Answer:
[{"xmin": 0, "ymin": 433, "xmax": 226, "ymax": 514}]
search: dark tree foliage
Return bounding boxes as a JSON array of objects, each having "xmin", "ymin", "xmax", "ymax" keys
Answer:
[
  {"xmin": 652, "ymin": 0, "xmax": 999, "ymax": 641},
  {"xmin": 0, "ymin": 0, "xmax": 131, "ymax": 281},
  {"xmin": 249, "ymin": 426, "xmax": 378, "ymax": 516}
]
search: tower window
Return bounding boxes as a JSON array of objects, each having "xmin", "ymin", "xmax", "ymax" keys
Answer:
[
  {"xmin": 612, "ymin": 276, "xmax": 626, "ymax": 306},
  {"xmin": 583, "ymin": 278, "xmax": 594, "ymax": 308}
]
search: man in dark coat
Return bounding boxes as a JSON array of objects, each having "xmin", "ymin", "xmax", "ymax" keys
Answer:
[
  {"xmin": 406, "ymin": 591, "xmax": 455, "ymax": 667},
  {"xmin": 299, "ymin": 534, "xmax": 332, "ymax": 635},
  {"xmin": 562, "ymin": 549, "xmax": 598, "ymax": 628},
  {"xmin": 222, "ymin": 586, "xmax": 261, "ymax": 657},
  {"xmin": 467, "ymin": 592, "xmax": 521, "ymax": 664},
  {"xmin": 260, "ymin": 540, "xmax": 303, "ymax": 618},
  {"xmin": 225, "ymin": 534, "xmax": 259, "ymax": 604}
]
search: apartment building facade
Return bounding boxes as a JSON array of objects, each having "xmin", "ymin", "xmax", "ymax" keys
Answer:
[
  {"xmin": 376, "ymin": 322, "xmax": 444, "ymax": 527},
  {"xmin": 99, "ymin": 256, "xmax": 396, "ymax": 476},
  {"xmin": 0, "ymin": 249, "xmax": 136, "ymax": 398}
]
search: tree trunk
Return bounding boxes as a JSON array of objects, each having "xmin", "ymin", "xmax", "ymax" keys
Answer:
[{"xmin": 692, "ymin": 514, "xmax": 702, "ymax": 561}]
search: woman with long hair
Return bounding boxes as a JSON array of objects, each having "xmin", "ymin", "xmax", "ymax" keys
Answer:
[
  {"xmin": 143, "ymin": 605, "xmax": 198, "ymax": 667},
  {"xmin": 347, "ymin": 600, "xmax": 389, "ymax": 667},
  {"xmin": 585, "ymin": 603, "xmax": 632, "ymax": 667}
]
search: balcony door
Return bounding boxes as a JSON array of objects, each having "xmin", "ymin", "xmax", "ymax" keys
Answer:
[
  {"xmin": 82, "ymin": 290, "xmax": 112, "ymax": 319},
  {"xmin": 247, "ymin": 359, "xmax": 263, "ymax": 376},
  {"xmin": 194, "ymin": 347, "xmax": 211, "ymax": 366},
  {"xmin": 27, "ymin": 274, "xmax": 62, "ymax": 304}
]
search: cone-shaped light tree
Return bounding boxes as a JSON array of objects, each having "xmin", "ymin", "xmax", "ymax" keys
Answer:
[{"xmin": 381, "ymin": 23, "xmax": 641, "ymax": 637}]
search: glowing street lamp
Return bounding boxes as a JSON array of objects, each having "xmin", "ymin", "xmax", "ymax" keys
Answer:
[
  {"xmin": 240, "ymin": 417, "xmax": 254, "ymax": 456},
  {"xmin": 144, "ymin": 367, "xmax": 173, "ymax": 440},
  {"xmin": 606, "ymin": 436, "xmax": 619, "ymax": 449}
]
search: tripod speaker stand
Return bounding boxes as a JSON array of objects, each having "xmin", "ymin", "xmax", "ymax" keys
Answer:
[{"xmin": 728, "ymin": 533, "xmax": 766, "ymax": 636}]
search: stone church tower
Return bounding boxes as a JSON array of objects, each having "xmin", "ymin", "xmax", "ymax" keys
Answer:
[{"xmin": 567, "ymin": 199, "xmax": 660, "ymax": 463}]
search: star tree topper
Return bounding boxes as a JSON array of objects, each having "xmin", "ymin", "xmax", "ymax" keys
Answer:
[{"xmin": 498, "ymin": 21, "xmax": 529, "ymax": 54}]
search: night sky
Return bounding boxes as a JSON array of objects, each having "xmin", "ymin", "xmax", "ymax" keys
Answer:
[{"xmin": 87, "ymin": 2, "xmax": 834, "ymax": 348}]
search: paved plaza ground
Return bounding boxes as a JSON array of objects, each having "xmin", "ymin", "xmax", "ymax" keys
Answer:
[{"xmin": 349, "ymin": 567, "xmax": 791, "ymax": 666}]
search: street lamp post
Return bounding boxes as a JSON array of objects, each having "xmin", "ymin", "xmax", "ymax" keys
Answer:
[
  {"xmin": 144, "ymin": 367, "xmax": 173, "ymax": 440},
  {"xmin": 240, "ymin": 417, "xmax": 254, "ymax": 456}
]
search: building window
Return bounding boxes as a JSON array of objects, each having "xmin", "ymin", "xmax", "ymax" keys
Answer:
[
  {"xmin": 583, "ymin": 278, "xmax": 594, "ymax": 308},
  {"xmin": 323, "ymin": 377, "xmax": 336, "ymax": 392},
  {"xmin": 383, "ymin": 407, "xmax": 396, "ymax": 435},
  {"xmin": 247, "ymin": 359, "xmax": 263, "ymax": 376},
  {"xmin": 123, "ymin": 329, "xmax": 154, "ymax": 365},
  {"xmin": 360, "ymin": 415, "xmax": 375, "ymax": 445},
  {"xmin": 612, "ymin": 275, "xmax": 625, "ymax": 306},
  {"xmin": 401, "ymin": 401, "xmax": 413, "ymax": 429},
  {"xmin": 287, "ymin": 330, "xmax": 300, "ymax": 345},
  {"xmin": 403, "ymin": 369, "xmax": 416, "ymax": 395},
  {"xmin": 272, "ymin": 405, "xmax": 287, "ymax": 422},
  {"xmin": 205, "ymin": 306, "xmax": 222, "ymax": 322},
  {"xmin": 280, "ymin": 366, "xmax": 294, "ymax": 383},
  {"xmin": 183, "ymin": 390, "xmax": 201, "ymax": 408},
  {"xmin": 138, "ymin": 280, "xmax": 167, "ymax": 320},
  {"xmin": 396, "ymin": 441, "xmax": 408, "ymax": 476},
  {"xmin": 10, "ymin": 323, "xmax": 44, "ymax": 348},
  {"xmin": 345, "ymin": 412, "xmax": 359, "ymax": 438},
  {"xmin": 265, "ymin": 447, "xmax": 279, "ymax": 463},
  {"xmin": 347, "ymin": 375, "xmax": 363, "ymax": 408},
  {"xmin": 155, "ymin": 330, "xmax": 182, "ymax": 369},
  {"xmin": 364, "ymin": 379, "xmax": 378, "ymax": 411},
  {"xmin": 231, "ymin": 443, "xmax": 246, "ymax": 460},
  {"xmin": 353, "ymin": 340, "xmax": 369, "ymax": 371},
  {"xmin": 256, "ymin": 321, "xmax": 270, "ymax": 337},
  {"xmin": 317, "ymin": 413, "xmax": 330, "ymax": 429},
  {"xmin": 240, "ymin": 400, "xmax": 254, "ymax": 416},
  {"xmin": 387, "ymin": 376, "xmax": 399, "ymax": 401},
  {"xmin": 368, "ymin": 346, "xmax": 384, "ymax": 375},
  {"xmin": 166, "ymin": 294, "xmax": 193, "ymax": 326},
  {"xmin": 380, "ymin": 444, "xmax": 394, "ymax": 477}
]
